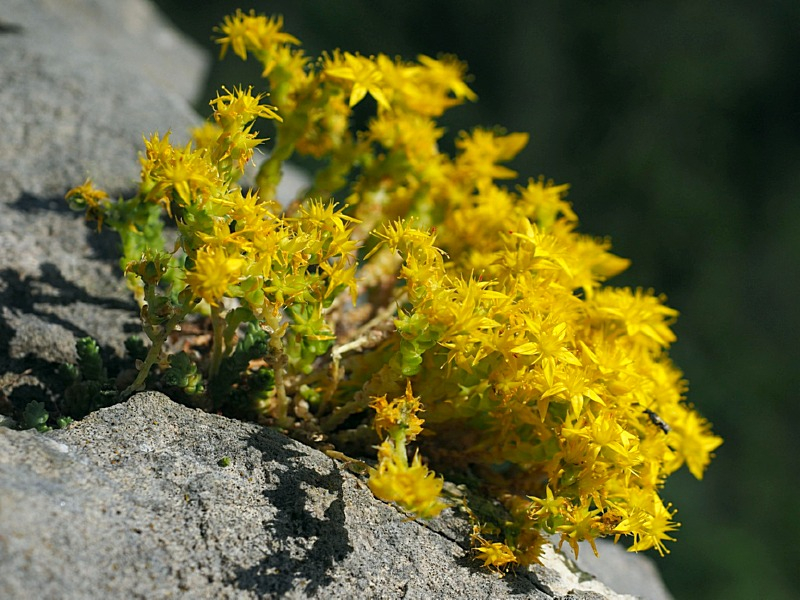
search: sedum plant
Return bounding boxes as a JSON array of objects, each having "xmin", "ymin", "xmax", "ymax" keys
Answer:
[{"xmin": 66, "ymin": 9, "xmax": 722, "ymax": 570}]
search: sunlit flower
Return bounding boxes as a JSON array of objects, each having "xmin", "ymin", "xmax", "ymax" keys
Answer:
[
  {"xmin": 368, "ymin": 444, "xmax": 446, "ymax": 519},
  {"xmin": 184, "ymin": 246, "xmax": 246, "ymax": 306},
  {"xmin": 324, "ymin": 51, "xmax": 391, "ymax": 110},
  {"xmin": 215, "ymin": 9, "xmax": 298, "ymax": 60}
]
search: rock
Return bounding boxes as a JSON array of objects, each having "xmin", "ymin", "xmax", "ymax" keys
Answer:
[
  {"xmin": 0, "ymin": 392, "xmax": 670, "ymax": 599},
  {"xmin": 566, "ymin": 538, "xmax": 673, "ymax": 600},
  {"xmin": 0, "ymin": 0, "xmax": 307, "ymax": 379},
  {"xmin": 0, "ymin": 0, "xmax": 207, "ymax": 382},
  {"xmin": 0, "ymin": 0, "xmax": 206, "ymax": 202}
]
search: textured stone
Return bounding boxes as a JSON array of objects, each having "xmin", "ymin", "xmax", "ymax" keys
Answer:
[
  {"xmin": 0, "ymin": 0, "xmax": 206, "ymax": 377},
  {"xmin": 0, "ymin": 392, "xmax": 669, "ymax": 599},
  {"xmin": 0, "ymin": 0, "xmax": 206, "ymax": 200}
]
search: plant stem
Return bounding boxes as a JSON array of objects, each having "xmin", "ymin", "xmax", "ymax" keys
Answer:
[
  {"xmin": 121, "ymin": 309, "xmax": 186, "ymax": 398},
  {"xmin": 319, "ymin": 391, "xmax": 370, "ymax": 433},
  {"xmin": 264, "ymin": 308, "xmax": 292, "ymax": 427},
  {"xmin": 209, "ymin": 305, "xmax": 226, "ymax": 379}
]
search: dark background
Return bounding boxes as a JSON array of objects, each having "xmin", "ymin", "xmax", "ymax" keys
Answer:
[{"xmin": 153, "ymin": 2, "xmax": 800, "ymax": 597}]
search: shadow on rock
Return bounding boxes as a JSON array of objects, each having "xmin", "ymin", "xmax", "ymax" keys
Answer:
[
  {"xmin": 9, "ymin": 191, "xmax": 134, "ymax": 266},
  {"xmin": 231, "ymin": 428, "xmax": 353, "ymax": 597},
  {"xmin": 0, "ymin": 264, "xmax": 136, "ymax": 355},
  {"xmin": 0, "ymin": 263, "xmax": 137, "ymax": 408}
]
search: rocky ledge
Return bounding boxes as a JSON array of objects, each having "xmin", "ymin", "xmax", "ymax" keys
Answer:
[{"xmin": 0, "ymin": 392, "xmax": 672, "ymax": 599}]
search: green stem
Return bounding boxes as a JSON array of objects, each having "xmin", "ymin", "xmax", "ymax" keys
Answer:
[
  {"xmin": 319, "ymin": 392, "xmax": 370, "ymax": 433},
  {"xmin": 209, "ymin": 305, "xmax": 226, "ymax": 379},
  {"xmin": 264, "ymin": 309, "xmax": 292, "ymax": 427},
  {"xmin": 306, "ymin": 154, "xmax": 353, "ymax": 201},
  {"xmin": 256, "ymin": 136, "xmax": 297, "ymax": 199},
  {"xmin": 392, "ymin": 431, "xmax": 409, "ymax": 468},
  {"xmin": 121, "ymin": 309, "xmax": 186, "ymax": 399}
]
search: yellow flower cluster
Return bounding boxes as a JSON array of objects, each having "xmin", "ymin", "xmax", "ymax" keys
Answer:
[
  {"xmin": 474, "ymin": 540, "xmax": 518, "ymax": 571},
  {"xmin": 368, "ymin": 442, "xmax": 447, "ymax": 520},
  {"xmin": 67, "ymin": 9, "xmax": 722, "ymax": 571},
  {"xmin": 370, "ymin": 380, "xmax": 425, "ymax": 440},
  {"xmin": 367, "ymin": 381, "xmax": 446, "ymax": 519},
  {"xmin": 144, "ymin": 88, "xmax": 358, "ymax": 313},
  {"xmin": 374, "ymin": 196, "xmax": 723, "ymax": 558}
]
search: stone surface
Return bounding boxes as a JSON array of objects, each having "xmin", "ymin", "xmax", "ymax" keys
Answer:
[
  {"xmin": 569, "ymin": 537, "xmax": 673, "ymax": 600},
  {"xmin": 0, "ymin": 0, "xmax": 207, "ymax": 201},
  {"xmin": 0, "ymin": 392, "xmax": 669, "ymax": 599},
  {"xmin": 0, "ymin": 0, "xmax": 312, "ymax": 378},
  {"xmin": 0, "ymin": 0, "xmax": 207, "ymax": 378}
]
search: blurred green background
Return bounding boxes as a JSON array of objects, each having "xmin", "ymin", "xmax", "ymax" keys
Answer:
[{"xmin": 153, "ymin": 1, "xmax": 800, "ymax": 597}]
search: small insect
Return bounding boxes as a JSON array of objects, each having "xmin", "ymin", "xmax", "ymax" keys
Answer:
[{"xmin": 643, "ymin": 408, "xmax": 670, "ymax": 434}]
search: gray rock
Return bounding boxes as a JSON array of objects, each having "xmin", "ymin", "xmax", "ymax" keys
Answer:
[
  {"xmin": 0, "ymin": 392, "xmax": 669, "ymax": 599},
  {"xmin": 0, "ymin": 0, "xmax": 207, "ymax": 375},
  {"xmin": 0, "ymin": 0, "xmax": 206, "ymax": 201},
  {"xmin": 567, "ymin": 538, "xmax": 673, "ymax": 600}
]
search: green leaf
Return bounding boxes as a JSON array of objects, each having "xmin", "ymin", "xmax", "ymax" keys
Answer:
[
  {"xmin": 76, "ymin": 337, "xmax": 106, "ymax": 381},
  {"xmin": 21, "ymin": 401, "xmax": 50, "ymax": 432}
]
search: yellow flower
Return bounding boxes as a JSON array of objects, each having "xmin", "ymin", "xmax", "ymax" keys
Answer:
[
  {"xmin": 473, "ymin": 541, "xmax": 517, "ymax": 571},
  {"xmin": 139, "ymin": 132, "xmax": 221, "ymax": 213},
  {"xmin": 210, "ymin": 85, "xmax": 282, "ymax": 127},
  {"xmin": 65, "ymin": 179, "xmax": 109, "ymax": 230},
  {"xmin": 185, "ymin": 245, "xmax": 246, "ymax": 306},
  {"xmin": 556, "ymin": 504, "xmax": 604, "ymax": 558},
  {"xmin": 569, "ymin": 233, "xmax": 631, "ymax": 296},
  {"xmin": 191, "ymin": 122, "xmax": 223, "ymax": 152},
  {"xmin": 375, "ymin": 53, "xmax": 476, "ymax": 116},
  {"xmin": 370, "ymin": 380, "xmax": 425, "ymax": 440},
  {"xmin": 417, "ymin": 54, "xmax": 477, "ymax": 102},
  {"xmin": 528, "ymin": 485, "xmax": 566, "ymax": 519},
  {"xmin": 455, "ymin": 128, "xmax": 530, "ymax": 183},
  {"xmin": 511, "ymin": 317, "xmax": 582, "ymax": 387},
  {"xmin": 368, "ymin": 112, "xmax": 444, "ymax": 169},
  {"xmin": 589, "ymin": 287, "xmax": 679, "ymax": 348},
  {"xmin": 669, "ymin": 409, "xmax": 723, "ymax": 479},
  {"xmin": 613, "ymin": 492, "xmax": 679, "ymax": 556},
  {"xmin": 518, "ymin": 176, "xmax": 575, "ymax": 228},
  {"xmin": 159, "ymin": 145, "xmax": 217, "ymax": 207},
  {"xmin": 215, "ymin": 9, "xmax": 298, "ymax": 60},
  {"xmin": 295, "ymin": 93, "xmax": 350, "ymax": 156},
  {"xmin": 323, "ymin": 51, "xmax": 391, "ymax": 111},
  {"xmin": 368, "ymin": 445, "xmax": 446, "ymax": 519},
  {"xmin": 258, "ymin": 43, "xmax": 310, "ymax": 83}
]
